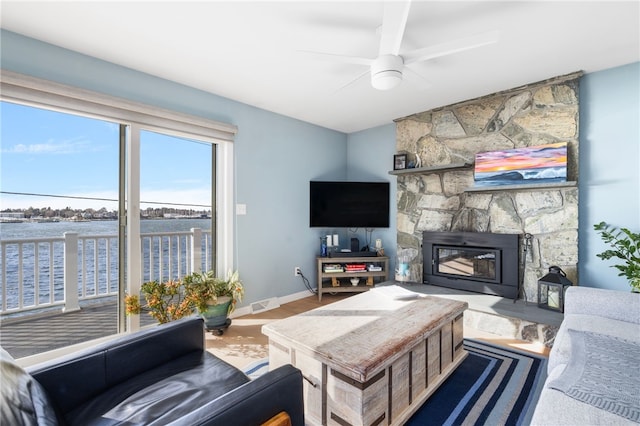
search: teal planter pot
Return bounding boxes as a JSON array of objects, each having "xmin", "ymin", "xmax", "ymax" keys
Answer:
[{"xmin": 200, "ymin": 297, "xmax": 232, "ymax": 328}]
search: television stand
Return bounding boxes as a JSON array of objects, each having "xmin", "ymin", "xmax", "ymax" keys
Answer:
[
  {"xmin": 316, "ymin": 255, "xmax": 389, "ymax": 301},
  {"xmin": 328, "ymin": 251, "xmax": 379, "ymax": 258}
]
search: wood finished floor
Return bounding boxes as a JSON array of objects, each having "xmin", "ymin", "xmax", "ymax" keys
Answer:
[{"xmin": 206, "ymin": 293, "xmax": 549, "ymax": 371}]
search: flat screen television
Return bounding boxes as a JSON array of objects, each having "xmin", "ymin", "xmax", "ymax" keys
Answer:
[{"xmin": 310, "ymin": 181, "xmax": 390, "ymax": 228}]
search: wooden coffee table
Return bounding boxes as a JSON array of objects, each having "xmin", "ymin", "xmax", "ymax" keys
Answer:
[{"xmin": 262, "ymin": 285, "xmax": 468, "ymax": 426}]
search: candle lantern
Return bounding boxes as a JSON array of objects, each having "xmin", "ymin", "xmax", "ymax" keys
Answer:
[{"xmin": 538, "ymin": 266, "xmax": 573, "ymax": 312}]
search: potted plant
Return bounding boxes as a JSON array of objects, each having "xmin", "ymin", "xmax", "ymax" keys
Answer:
[
  {"xmin": 594, "ymin": 221, "xmax": 640, "ymax": 292},
  {"xmin": 124, "ymin": 279, "xmax": 194, "ymax": 324},
  {"xmin": 183, "ymin": 270, "xmax": 244, "ymax": 328},
  {"xmin": 125, "ymin": 270, "xmax": 243, "ymax": 326}
]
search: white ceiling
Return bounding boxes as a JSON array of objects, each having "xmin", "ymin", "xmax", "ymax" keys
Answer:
[{"xmin": 1, "ymin": 1, "xmax": 639, "ymax": 133}]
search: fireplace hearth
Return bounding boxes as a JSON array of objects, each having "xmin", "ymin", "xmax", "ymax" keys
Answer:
[{"xmin": 423, "ymin": 231, "xmax": 520, "ymax": 299}]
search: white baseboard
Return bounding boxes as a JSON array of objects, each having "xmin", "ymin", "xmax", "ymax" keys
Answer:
[{"xmin": 278, "ymin": 289, "xmax": 317, "ymax": 305}]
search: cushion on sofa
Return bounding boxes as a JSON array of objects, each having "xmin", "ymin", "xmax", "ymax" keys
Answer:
[
  {"xmin": 548, "ymin": 330, "xmax": 639, "ymax": 423},
  {"xmin": 532, "ymin": 363, "xmax": 639, "ymax": 426},
  {"xmin": 564, "ymin": 287, "xmax": 640, "ymax": 324},
  {"xmin": 548, "ymin": 313, "xmax": 640, "ymax": 372},
  {"xmin": 64, "ymin": 351, "xmax": 250, "ymax": 425},
  {"xmin": 0, "ymin": 347, "xmax": 59, "ymax": 426}
]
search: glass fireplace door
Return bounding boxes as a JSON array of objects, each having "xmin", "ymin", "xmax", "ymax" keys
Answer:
[{"xmin": 434, "ymin": 245, "xmax": 501, "ymax": 283}]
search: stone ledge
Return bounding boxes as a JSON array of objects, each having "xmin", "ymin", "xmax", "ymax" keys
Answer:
[
  {"xmin": 464, "ymin": 308, "xmax": 559, "ymax": 347},
  {"xmin": 388, "ymin": 162, "xmax": 472, "ymax": 175},
  {"xmin": 387, "ymin": 282, "xmax": 563, "ymax": 347}
]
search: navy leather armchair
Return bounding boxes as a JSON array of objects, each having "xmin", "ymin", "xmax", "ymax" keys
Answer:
[{"xmin": 2, "ymin": 317, "xmax": 304, "ymax": 425}]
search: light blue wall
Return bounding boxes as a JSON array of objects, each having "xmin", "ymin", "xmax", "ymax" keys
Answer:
[
  {"xmin": 346, "ymin": 124, "xmax": 398, "ymax": 271},
  {"xmin": 579, "ymin": 62, "xmax": 640, "ymax": 291},
  {"xmin": 3, "ymin": 29, "xmax": 638, "ymax": 299},
  {"xmin": 0, "ymin": 30, "xmax": 350, "ymax": 307}
]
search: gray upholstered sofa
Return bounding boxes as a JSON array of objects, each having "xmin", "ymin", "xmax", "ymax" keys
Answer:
[{"xmin": 531, "ymin": 286, "xmax": 640, "ymax": 425}]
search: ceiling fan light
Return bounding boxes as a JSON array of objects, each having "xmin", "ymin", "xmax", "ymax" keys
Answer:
[
  {"xmin": 372, "ymin": 70, "xmax": 403, "ymax": 90},
  {"xmin": 371, "ymin": 54, "xmax": 404, "ymax": 90}
]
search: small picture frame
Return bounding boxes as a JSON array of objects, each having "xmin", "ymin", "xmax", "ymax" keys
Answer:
[{"xmin": 394, "ymin": 154, "xmax": 407, "ymax": 170}]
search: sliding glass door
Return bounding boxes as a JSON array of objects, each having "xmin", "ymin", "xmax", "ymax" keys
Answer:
[
  {"xmin": 139, "ymin": 130, "xmax": 214, "ymax": 283},
  {"xmin": 0, "ymin": 101, "xmax": 218, "ymax": 357}
]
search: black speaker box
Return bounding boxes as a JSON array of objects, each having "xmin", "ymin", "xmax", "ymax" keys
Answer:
[{"xmin": 350, "ymin": 237, "xmax": 359, "ymax": 252}]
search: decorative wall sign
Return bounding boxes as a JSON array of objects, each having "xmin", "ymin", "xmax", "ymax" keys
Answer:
[{"xmin": 474, "ymin": 142, "xmax": 567, "ymax": 187}]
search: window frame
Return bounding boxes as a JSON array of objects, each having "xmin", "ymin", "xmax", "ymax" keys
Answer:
[{"xmin": 0, "ymin": 70, "xmax": 237, "ymax": 332}]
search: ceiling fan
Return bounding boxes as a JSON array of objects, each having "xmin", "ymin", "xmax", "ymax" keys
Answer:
[{"xmin": 304, "ymin": 1, "xmax": 500, "ymax": 91}]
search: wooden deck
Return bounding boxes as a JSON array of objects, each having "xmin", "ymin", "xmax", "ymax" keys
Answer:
[
  {"xmin": 0, "ymin": 293, "xmax": 349, "ymax": 364},
  {"xmin": 1, "ymin": 286, "xmax": 553, "ymax": 369}
]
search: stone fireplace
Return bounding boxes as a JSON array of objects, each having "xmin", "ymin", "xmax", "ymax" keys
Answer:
[{"xmin": 394, "ymin": 72, "xmax": 581, "ymax": 302}]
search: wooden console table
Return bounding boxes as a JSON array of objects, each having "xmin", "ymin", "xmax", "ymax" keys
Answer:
[
  {"xmin": 316, "ymin": 255, "xmax": 389, "ymax": 301},
  {"xmin": 263, "ymin": 285, "xmax": 468, "ymax": 426}
]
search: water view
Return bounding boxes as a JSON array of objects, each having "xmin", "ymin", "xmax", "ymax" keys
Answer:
[
  {"xmin": 0, "ymin": 218, "xmax": 213, "ymax": 312},
  {"xmin": 1, "ymin": 218, "xmax": 212, "ymax": 240}
]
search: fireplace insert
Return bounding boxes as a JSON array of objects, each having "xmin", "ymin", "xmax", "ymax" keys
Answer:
[{"xmin": 423, "ymin": 231, "xmax": 520, "ymax": 298}]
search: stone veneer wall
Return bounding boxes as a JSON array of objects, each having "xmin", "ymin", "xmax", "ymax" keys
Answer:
[{"xmin": 394, "ymin": 72, "xmax": 581, "ymax": 302}]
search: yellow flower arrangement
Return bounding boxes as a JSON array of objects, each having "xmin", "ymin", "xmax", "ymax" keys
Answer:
[{"xmin": 124, "ymin": 270, "xmax": 243, "ymax": 324}]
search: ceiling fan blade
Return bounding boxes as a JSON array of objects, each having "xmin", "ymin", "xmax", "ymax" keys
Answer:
[
  {"xmin": 298, "ymin": 50, "xmax": 373, "ymax": 66},
  {"xmin": 404, "ymin": 66, "xmax": 432, "ymax": 91},
  {"xmin": 404, "ymin": 30, "xmax": 501, "ymax": 65},
  {"xmin": 379, "ymin": 1, "xmax": 411, "ymax": 56},
  {"xmin": 333, "ymin": 69, "xmax": 371, "ymax": 94}
]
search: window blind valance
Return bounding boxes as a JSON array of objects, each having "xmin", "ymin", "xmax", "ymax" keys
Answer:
[{"xmin": 0, "ymin": 69, "xmax": 237, "ymax": 142}]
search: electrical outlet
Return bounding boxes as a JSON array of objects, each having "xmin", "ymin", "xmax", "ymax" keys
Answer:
[{"xmin": 294, "ymin": 267, "xmax": 302, "ymax": 277}]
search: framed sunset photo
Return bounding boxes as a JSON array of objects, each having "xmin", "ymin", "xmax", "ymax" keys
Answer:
[{"xmin": 474, "ymin": 143, "xmax": 567, "ymax": 187}]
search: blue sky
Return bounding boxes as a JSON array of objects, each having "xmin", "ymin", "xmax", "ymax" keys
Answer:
[{"xmin": 0, "ymin": 101, "xmax": 212, "ymax": 211}]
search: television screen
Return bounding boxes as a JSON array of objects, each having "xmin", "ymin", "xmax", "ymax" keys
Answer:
[{"xmin": 310, "ymin": 181, "xmax": 390, "ymax": 228}]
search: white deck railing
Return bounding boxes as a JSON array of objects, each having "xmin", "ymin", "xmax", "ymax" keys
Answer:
[{"xmin": 0, "ymin": 228, "xmax": 212, "ymax": 314}]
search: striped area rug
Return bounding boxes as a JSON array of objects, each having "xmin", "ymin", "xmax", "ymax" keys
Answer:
[
  {"xmin": 242, "ymin": 358, "xmax": 270, "ymax": 380},
  {"xmin": 407, "ymin": 339, "xmax": 547, "ymax": 426},
  {"xmin": 244, "ymin": 339, "xmax": 547, "ymax": 426}
]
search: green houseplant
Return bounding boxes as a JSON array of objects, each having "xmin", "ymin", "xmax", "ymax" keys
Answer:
[
  {"xmin": 594, "ymin": 221, "xmax": 640, "ymax": 292},
  {"xmin": 125, "ymin": 270, "xmax": 243, "ymax": 325},
  {"xmin": 183, "ymin": 270, "xmax": 244, "ymax": 327}
]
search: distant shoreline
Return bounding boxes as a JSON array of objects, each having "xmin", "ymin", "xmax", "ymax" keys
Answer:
[{"xmin": 0, "ymin": 216, "xmax": 212, "ymax": 224}]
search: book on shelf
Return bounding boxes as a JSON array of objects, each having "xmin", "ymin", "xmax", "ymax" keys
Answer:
[
  {"xmin": 323, "ymin": 264, "xmax": 344, "ymax": 273},
  {"xmin": 345, "ymin": 263, "xmax": 366, "ymax": 272},
  {"xmin": 345, "ymin": 263, "xmax": 366, "ymax": 269},
  {"xmin": 367, "ymin": 264, "xmax": 383, "ymax": 272}
]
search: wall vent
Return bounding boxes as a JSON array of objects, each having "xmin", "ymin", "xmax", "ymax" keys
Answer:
[{"xmin": 250, "ymin": 297, "xmax": 280, "ymax": 314}]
